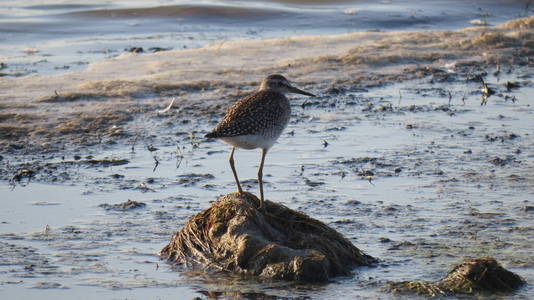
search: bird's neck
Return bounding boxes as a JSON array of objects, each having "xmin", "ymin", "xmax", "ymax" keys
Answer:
[{"xmin": 258, "ymin": 86, "xmax": 284, "ymax": 94}]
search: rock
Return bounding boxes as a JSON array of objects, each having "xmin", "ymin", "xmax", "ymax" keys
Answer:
[
  {"xmin": 384, "ymin": 257, "xmax": 524, "ymax": 297},
  {"xmin": 161, "ymin": 192, "xmax": 376, "ymax": 282}
]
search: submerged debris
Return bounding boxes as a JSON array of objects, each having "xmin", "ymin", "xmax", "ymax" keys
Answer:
[
  {"xmin": 99, "ymin": 199, "xmax": 146, "ymax": 211},
  {"xmin": 479, "ymin": 76, "xmax": 496, "ymax": 105},
  {"xmin": 505, "ymin": 81, "xmax": 521, "ymax": 91},
  {"xmin": 384, "ymin": 257, "xmax": 524, "ymax": 297},
  {"xmin": 11, "ymin": 168, "xmax": 33, "ymax": 182},
  {"xmin": 125, "ymin": 47, "xmax": 172, "ymax": 53},
  {"xmin": 148, "ymin": 47, "xmax": 173, "ymax": 53},
  {"xmin": 126, "ymin": 47, "xmax": 144, "ymax": 53},
  {"xmin": 161, "ymin": 192, "xmax": 376, "ymax": 282},
  {"xmin": 85, "ymin": 158, "xmax": 129, "ymax": 167},
  {"xmin": 176, "ymin": 173, "xmax": 215, "ymax": 186}
]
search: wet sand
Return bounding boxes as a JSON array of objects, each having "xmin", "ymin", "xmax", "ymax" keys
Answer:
[
  {"xmin": 0, "ymin": 8, "xmax": 533, "ymax": 300},
  {"xmin": 1, "ymin": 16, "xmax": 533, "ymax": 153}
]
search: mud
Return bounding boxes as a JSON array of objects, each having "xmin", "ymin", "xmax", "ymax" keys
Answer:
[{"xmin": 1, "ymin": 16, "xmax": 533, "ymax": 155}]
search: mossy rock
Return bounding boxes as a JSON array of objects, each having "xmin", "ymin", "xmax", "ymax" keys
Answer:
[
  {"xmin": 384, "ymin": 257, "xmax": 525, "ymax": 297},
  {"xmin": 161, "ymin": 192, "xmax": 376, "ymax": 282}
]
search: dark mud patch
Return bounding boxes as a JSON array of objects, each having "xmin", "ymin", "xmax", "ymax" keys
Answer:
[
  {"xmin": 175, "ymin": 173, "xmax": 215, "ymax": 187},
  {"xmin": 489, "ymin": 155, "xmax": 520, "ymax": 167},
  {"xmin": 36, "ymin": 92, "xmax": 105, "ymax": 103},
  {"xmin": 0, "ymin": 241, "xmax": 60, "ymax": 277},
  {"xmin": 0, "ymin": 126, "xmax": 30, "ymax": 141},
  {"xmin": 485, "ymin": 132, "xmax": 520, "ymax": 143},
  {"xmin": 335, "ymin": 157, "xmax": 401, "ymax": 179},
  {"xmin": 99, "ymin": 199, "xmax": 147, "ymax": 211},
  {"xmin": 31, "ymin": 282, "xmax": 69, "ymax": 289},
  {"xmin": 0, "ymin": 107, "xmax": 139, "ymax": 154},
  {"xmin": 85, "ymin": 158, "xmax": 129, "ymax": 167},
  {"xmin": 0, "ymin": 156, "xmax": 131, "ymax": 185}
]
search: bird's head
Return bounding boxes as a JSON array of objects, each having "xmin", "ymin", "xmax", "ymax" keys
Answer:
[{"xmin": 259, "ymin": 74, "xmax": 315, "ymax": 97}]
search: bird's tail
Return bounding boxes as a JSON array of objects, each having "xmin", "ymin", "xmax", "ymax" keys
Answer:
[{"xmin": 205, "ymin": 132, "xmax": 218, "ymax": 138}]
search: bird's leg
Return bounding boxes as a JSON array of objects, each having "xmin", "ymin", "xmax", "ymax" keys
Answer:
[
  {"xmin": 229, "ymin": 147, "xmax": 243, "ymax": 194},
  {"xmin": 258, "ymin": 148, "xmax": 268, "ymax": 210}
]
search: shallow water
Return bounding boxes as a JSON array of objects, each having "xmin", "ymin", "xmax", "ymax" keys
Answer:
[
  {"xmin": 1, "ymin": 0, "xmax": 534, "ymax": 299},
  {"xmin": 1, "ymin": 68, "xmax": 533, "ymax": 298},
  {"xmin": 1, "ymin": 0, "xmax": 532, "ymax": 76}
]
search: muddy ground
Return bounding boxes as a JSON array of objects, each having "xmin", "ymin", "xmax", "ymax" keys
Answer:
[{"xmin": 1, "ymin": 16, "xmax": 533, "ymax": 155}]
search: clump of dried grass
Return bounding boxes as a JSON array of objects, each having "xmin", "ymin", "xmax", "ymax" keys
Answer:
[
  {"xmin": 161, "ymin": 192, "xmax": 375, "ymax": 282},
  {"xmin": 384, "ymin": 257, "xmax": 525, "ymax": 297}
]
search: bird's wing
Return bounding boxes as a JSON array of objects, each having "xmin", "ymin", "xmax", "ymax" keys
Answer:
[{"xmin": 208, "ymin": 91, "xmax": 285, "ymax": 137}]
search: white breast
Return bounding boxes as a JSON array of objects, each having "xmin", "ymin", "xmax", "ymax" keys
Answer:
[{"xmin": 220, "ymin": 134, "xmax": 280, "ymax": 150}]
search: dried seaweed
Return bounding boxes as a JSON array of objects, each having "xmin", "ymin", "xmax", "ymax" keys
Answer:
[
  {"xmin": 161, "ymin": 192, "xmax": 376, "ymax": 282},
  {"xmin": 384, "ymin": 257, "xmax": 525, "ymax": 297}
]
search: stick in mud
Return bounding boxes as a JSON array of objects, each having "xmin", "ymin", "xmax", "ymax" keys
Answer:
[
  {"xmin": 129, "ymin": 132, "xmax": 141, "ymax": 153},
  {"xmin": 152, "ymin": 154, "xmax": 159, "ymax": 172},
  {"xmin": 479, "ymin": 76, "xmax": 495, "ymax": 105},
  {"xmin": 175, "ymin": 145, "xmax": 184, "ymax": 169}
]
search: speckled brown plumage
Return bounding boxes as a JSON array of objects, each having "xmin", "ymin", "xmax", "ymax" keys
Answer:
[
  {"xmin": 205, "ymin": 90, "xmax": 290, "ymax": 139},
  {"xmin": 204, "ymin": 74, "xmax": 314, "ymax": 210}
]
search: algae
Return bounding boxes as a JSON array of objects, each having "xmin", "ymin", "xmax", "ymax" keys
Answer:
[
  {"xmin": 161, "ymin": 192, "xmax": 376, "ymax": 282},
  {"xmin": 384, "ymin": 257, "xmax": 525, "ymax": 297}
]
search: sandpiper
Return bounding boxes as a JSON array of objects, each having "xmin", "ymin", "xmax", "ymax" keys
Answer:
[{"xmin": 205, "ymin": 74, "xmax": 315, "ymax": 209}]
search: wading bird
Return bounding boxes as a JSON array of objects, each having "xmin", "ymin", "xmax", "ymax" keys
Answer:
[{"xmin": 205, "ymin": 74, "xmax": 315, "ymax": 210}]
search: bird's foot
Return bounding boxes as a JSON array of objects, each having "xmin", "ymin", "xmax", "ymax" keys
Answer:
[{"xmin": 259, "ymin": 198, "xmax": 266, "ymax": 213}]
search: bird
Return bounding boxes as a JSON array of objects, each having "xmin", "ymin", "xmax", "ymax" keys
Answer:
[{"xmin": 205, "ymin": 74, "xmax": 315, "ymax": 210}]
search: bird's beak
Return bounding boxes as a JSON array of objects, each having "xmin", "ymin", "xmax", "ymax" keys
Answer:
[{"xmin": 288, "ymin": 85, "xmax": 315, "ymax": 97}]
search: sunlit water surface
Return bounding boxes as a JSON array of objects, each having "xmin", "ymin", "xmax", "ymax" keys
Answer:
[{"xmin": 0, "ymin": 0, "xmax": 531, "ymax": 75}]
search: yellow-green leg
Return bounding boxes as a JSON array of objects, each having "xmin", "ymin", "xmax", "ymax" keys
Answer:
[
  {"xmin": 258, "ymin": 148, "xmax": 268, "ymax": 210},
  {"xmin": 229, "ymin": 147, "xmax": 243, "ymax": 193}
]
